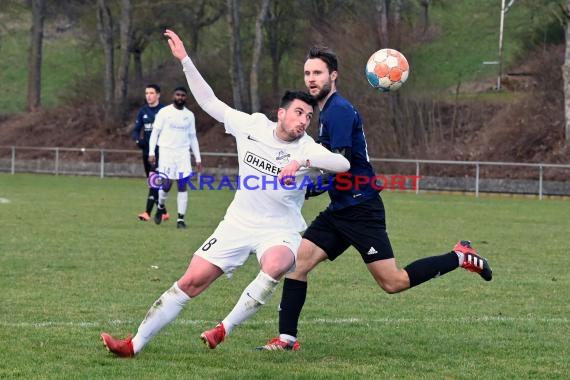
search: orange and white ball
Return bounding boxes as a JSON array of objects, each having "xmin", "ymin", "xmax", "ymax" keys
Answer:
[{"xmin": 365, "ymin": 49, "xmax": 410, "ymax": 92}]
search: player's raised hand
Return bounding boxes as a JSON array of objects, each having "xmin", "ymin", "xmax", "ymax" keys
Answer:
[{"xmin": 164, "ymin": 29, "xmax": 188, "ymax": 61}]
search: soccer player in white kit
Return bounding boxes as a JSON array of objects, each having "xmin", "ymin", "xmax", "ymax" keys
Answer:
[
  {"xmin": 100, "ymin": 29, "xmax": 350, "ymax": 357},
  {"xmin": 148, "ymin": 86, "xmax": 203, "ymax": 229}
]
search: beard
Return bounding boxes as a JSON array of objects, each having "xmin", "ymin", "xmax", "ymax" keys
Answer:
[
  {"xmin": 313, "ymin": 83, "xmax": 332, "ymax": 102},
  {"xmin": 174, "ymin": 99, "xmax": 186, "ymax": 109}
]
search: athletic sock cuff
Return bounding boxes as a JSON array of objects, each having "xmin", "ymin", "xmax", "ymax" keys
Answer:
[{"xmin": 283, "ymin": 277, "xmax": 307, "ymax": 290}]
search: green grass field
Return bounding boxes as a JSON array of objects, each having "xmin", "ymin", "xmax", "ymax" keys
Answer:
[{"xmin": 1, "ymin": 173, "xmax": 569, "ymax": 379}]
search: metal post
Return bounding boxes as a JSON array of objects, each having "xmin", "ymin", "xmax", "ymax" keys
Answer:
[
  {"xmin": 415, "ymin": 160, "xmax": 420, "ymax": 194},
  {"xmin": 497, "ymin": 0, "xmax": 506, "ymax": 90},
  {"xmin": 11, "ymin": 146, "xmax": 15, "ymax": 175},
  {"xmin": 55, "ymin": 147, "xmax": 59, "ymax": 175},
  {"xmin": 475, "ymin": 162, "xmax": 480, "ymax": 197},
  {"xmin": 100, "ymin": 150, "xmax": 105, "ymax": 178},
  {"xmin": 539, "ymin": 165, "xmax": 543, "ymax": 200}
]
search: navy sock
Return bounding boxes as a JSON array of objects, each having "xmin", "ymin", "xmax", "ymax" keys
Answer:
[
  {"xmin": 278, "ymin": 278, "xmax": 307, "ymax": 337},
  {"xmin": 404, "ymin": 252, "xmax": 459, "ymax": 288},
  {"xmin": 145, "ymin": 188, "xmax": 156, "ymax": 213}
]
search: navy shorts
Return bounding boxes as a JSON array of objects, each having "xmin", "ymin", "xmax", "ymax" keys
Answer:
[{"xmin": 303, "ymin": 196, "xmax": 394, "ymax": 263}]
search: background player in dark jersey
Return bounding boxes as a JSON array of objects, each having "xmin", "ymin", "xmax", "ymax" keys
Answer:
[
  {"xmin": 258, "ymin": 46, "xmax": 493, "ymax": 351},
  {"xmin": 131, "ymin": 84, "xmax": 168, "ymax": 222}
]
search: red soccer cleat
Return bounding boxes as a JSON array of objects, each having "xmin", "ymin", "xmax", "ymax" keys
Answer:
[
  {"xmin": 454, "ymin": 240, "xmax": 493, "ymax": 281},
  {"xmin": 200, "ymin": 323, "xmax": 225, "ymax": 349},
  {"xmin": 138, "ymin": 212, "xmax": 150, "ymax": 221},
  {"xmin": 256, "ymin": 337, "xmax": 301, "ymax": 351},
  {"xmin": 162, "ymin": 212, "xmax": 170, "ymax": 222},
  {"xmin": 101, "ymin": 333, "xmax": 135, "ymax": 358}
]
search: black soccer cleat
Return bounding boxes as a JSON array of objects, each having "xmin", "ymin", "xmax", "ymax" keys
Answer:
[{"xmin": 154, "ymin": 206, "xmax": 165, "ymax": 225}]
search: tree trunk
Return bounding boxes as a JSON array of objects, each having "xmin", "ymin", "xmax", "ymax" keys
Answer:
[
  {"xmin": 266, "ymin": 1, "xmax": 298, "ymax": 99},
  {"xmin": 97, "ymin": 0, "xmax": 115, "ymax": 113},
  {"xmin": 27, "ymin": 0, "xmax": 45, "ymax": 112},
  {"xmin": 130, "ymin": 30, "xmax": 149, "ymax": 83},
  {"xmin": 374, "ymin": 0, "xmax": 389, "ymax": 48},
  {"xmin": 267, "ymin": 10, "xmax": 280, "ymax": 97},
  {"xmin": 250, "ymin": 0, "xmax": 271, "ymax": 113},
  {"xmin": 227, "ymin": 0, "xmax": 249, "ymax": 111},
  {"xmin": 564, "ymin": 2, "xmax": 570, "ymax": 143},
  {"xmin": 115, "ymin": 0, "xmax": 132, "ymax": 120},
  {"xmin": 392, "ymin": 0, "xmax": 403, "ymax": 50},
  {"xmin": 420, "ymin": 0, "xmax": 430, "ymax": 33},
  {"xmin": 133, "ymin": 49, "xmax": 143, "ymax": 83}
]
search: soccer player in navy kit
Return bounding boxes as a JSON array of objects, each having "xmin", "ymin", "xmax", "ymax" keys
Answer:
[
  {"xmin": 258, "ymin": 46, "xmax": 493, "ymax": 351},
  {"xmin": 131, "ymin": 84, "xmax": 168, "ymax": 222}
]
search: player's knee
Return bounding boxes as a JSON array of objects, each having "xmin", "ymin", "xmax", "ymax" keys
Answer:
[
  {"xmin": 291, "ymin": 258, "xmax": 316, "ymax": 277},
  {"xmin": 261, "ymin": 250, "xmax": 295, "ymax": 279},
  {"xmin": 295, "ymin": 249, "xmax": 326, "ymax": 275}
]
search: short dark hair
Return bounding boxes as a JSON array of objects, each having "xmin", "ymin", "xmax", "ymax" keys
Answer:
[
  {"xmin": 307, "ymin": 45, "xmax": 338, "ymax": 73},
  {"xmin": 279, "ymin": 90, "xmax": 317, "ymax": 109},
  {"xmin": 173, "ymin": 86, "xmax": 188, "ymax": 94},
  {"xmin": 146, "ymin": 84, "xmax": 161, "ymax": 93}
]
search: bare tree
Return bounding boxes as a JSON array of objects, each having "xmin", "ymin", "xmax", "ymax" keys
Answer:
[
  {"xmin": 564, "ymin": 1, "xmax": 570, "ymax": 142},
  {"xmin": 97, "ymin": 0, "xmax": 115, "ymax": 113},
  {"xmin": 27, "ymin": 0, "xmax": 46, "ymax": 112},
  {"xmin": 419, "ymin": 0, "xmax": 430, "ymax": 33},
  {"xmin": 374, "ymin": 0, "xmax": 389, "ymax": 47},
  {"xmin": 227, "ymin": 0, "xmax": 249, "ymax": 111},
  {"xmin": 250, "ymin": 0, "xmax": 271, "ymax": 112},
  {"xmin": 115, "ymin": 0, "xmax": 132, "ymax": 118},
  {"xmin": 130, "ymin": 30, "xmax": 148, "ymax": 83},
  {"xmin": 181, "ymin": 0, "xmax": 225, "ymax": 56},
  {"xmin": 266, "ymin": 1, "xmax": 299, "ymax": 97},
  {"xmin": 391, "ymin": 0, "xmax": 403, "ymax": 50}
]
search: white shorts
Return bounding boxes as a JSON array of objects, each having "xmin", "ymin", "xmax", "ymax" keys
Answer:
[
  {"xmin": 158, "ymin": 148, "xmax": 192, "ymax": 180},
  {"xmin": 194, "ymin": 219, "xmax": 302, "ymax": 277}
]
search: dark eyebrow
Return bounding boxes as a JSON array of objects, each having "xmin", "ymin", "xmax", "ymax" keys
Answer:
[{"xmin": 294, "ymin": 107, "xmax": 313, "ymax": 115}]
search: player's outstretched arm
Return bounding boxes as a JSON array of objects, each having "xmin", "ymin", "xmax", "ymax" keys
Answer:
[
  {"xmin": 164, "ymin": 29, "xmax": 230, "ymax": 123},
  {"xmin": 278, "ymin": 146, "xmax": 349, "ymax": 184}
]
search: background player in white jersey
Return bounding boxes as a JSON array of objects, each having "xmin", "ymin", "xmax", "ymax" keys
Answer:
[
  {"xmin": 148, "ymin": 86, "xmax": 203, "ymax": 229},
  {"xmin": 100, "ymin": 29, "xmax": 350, "ymax": 357}
]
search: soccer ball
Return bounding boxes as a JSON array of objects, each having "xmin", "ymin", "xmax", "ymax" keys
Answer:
[{"xmin": 365, "ymin": 49, "xmax": 409, "ymax": 92}]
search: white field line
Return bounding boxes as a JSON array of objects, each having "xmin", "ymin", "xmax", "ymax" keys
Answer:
[
  {"xmin": 0, "ymin": 197, "xmax": 10, "ymax": 204},
  {"xmin": 1, "ymin": 316, "xmax": 569, "ymax": 329}
]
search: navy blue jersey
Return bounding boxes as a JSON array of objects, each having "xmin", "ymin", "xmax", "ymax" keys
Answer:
[
  {"xmin": 131, "ymin": 103, "xmax": 165, "ymax": 146},
  {"xmin": 318, "ymin": 92, "xmax": 379, "ymax": 210}
]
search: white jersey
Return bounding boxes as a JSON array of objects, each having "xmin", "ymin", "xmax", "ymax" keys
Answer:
[
  {"xmin": 223, "ymin": 108, "xmax": 326, "ymax": 232},
  {"xmin": 149, "ymin": 104, "xmax": 201, "ymax": 162}
]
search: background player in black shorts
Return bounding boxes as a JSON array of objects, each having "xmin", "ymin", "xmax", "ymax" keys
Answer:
[
  {"xmin": 258, "ymin": 46, "xmax": 493, "ymax": 351},
  {"xmin": 131, "ymin": 84, "xmax": 168, "ymax": 222}
]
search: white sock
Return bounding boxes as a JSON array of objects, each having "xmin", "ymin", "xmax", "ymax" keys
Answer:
[
  {"xmin": 279, "ymin": 334, "xmax": 297, "ymax": 343},
  {"xmin": 131, "ymin": 282, "xmax": 190, "ymax": 354},
  {"xmin": 158, "ymin": 190, "xmax": 169, "ymax": 208},
  {"xmin": 177, "ymin": 191, "xmax": 188, "ymax": 217},
  {"xmin": 455, "ymin": 251, "xmax": 464, "ymax": 266},
  {"xmin": 221, "ymin": 271, "xmax": 279, "ymax": 336}
]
